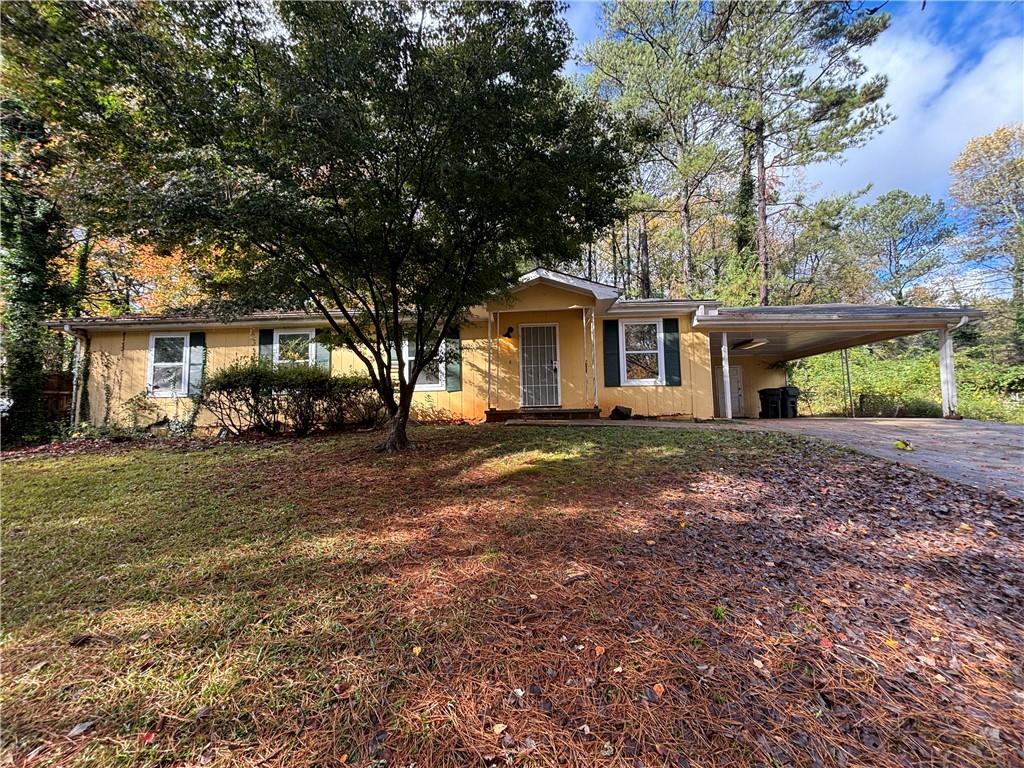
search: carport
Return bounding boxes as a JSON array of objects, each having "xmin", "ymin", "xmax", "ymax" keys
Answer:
[{"xmin": 691, "ymin": 304, "xmax": 983, "ymax": 419}]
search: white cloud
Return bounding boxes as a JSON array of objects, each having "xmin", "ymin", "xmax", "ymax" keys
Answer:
[{"xmin": 804, "ymin": 30, "xmax": 1024, "ymax": 202}]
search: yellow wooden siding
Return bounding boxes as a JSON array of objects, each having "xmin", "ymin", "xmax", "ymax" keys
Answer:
[
  {"xmin": 81, "ymin": 284, "xmax": 722, "ymax": 426},
  {"xmin": 331, "ymin": 323, "xmax": 491, "ymax": 421},
  {"xmin": 333, "ymin": 310, "xmax": 596, "ymax": 418},
  {"xmin": 86, "ymin": 328, "xmax": 258, "ymax": 427},
  {"xmin": 734, "ymin": 358, "xmax": 787, "ymax": 418},
  {"xmin": 596, "ymin": 316, "xmax": 715, "ymax": 419},
  {"xmin": 489, "ymin": 283, "xmax": 596, "ymax": 313}
]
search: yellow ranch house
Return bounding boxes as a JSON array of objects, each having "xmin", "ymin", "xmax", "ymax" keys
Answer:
[{"xmin": 50, "ymin": 269, "xmax": 979, "ymax": 429}]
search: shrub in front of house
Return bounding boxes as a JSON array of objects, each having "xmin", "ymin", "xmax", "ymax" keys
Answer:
[
  {"xmin": 202, "ymin": 358, "xmax": 280, "ymax": 434},
  {"xmin": 273, "ymin": 364, "xmax": 332, "ymax": 435},
  {"xmin": 323, "ymin": 374, "xmax": 389, "ymax": 429},
  {"xmin": 202, "ymin": 358, "xmax": 381, "ymax": 435}
]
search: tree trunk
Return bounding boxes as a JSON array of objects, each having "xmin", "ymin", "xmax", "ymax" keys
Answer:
[
  {"xmin": 754, "ymin": 118, "xmax": 770, "ymax": 306},
  {"xmin": 624, "ymin": 217, "xmax": 631, "ymax": 298},
  {"xmin": 735, "ymin": 129, "xmax": 755, "ymax": 257},
  {"xmin": 377, "ymin": 362, "xmax": 412, "ymax": 451},
  {"xmin": 639, "ymin": 216, "xmax": 651, "ymax": 298},
  {"xmin": 680, "ymin": 197, "xmax": 693, "ymax": 296},
  {"xmin": 611, "ymin": 230, "xmax": 619, "ymax": 289},
  {"xmin": 381, "ymin": 406, "xmax": 411, "ymax": 451}
]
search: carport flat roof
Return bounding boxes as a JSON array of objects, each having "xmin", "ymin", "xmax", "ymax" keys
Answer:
[{"xmin": 694, "ymin": 303, "xmax": 982, "ymax": 362}]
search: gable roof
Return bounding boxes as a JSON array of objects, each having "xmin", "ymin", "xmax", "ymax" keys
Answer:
[{"xmin": 516, "ymin": 268, "xmax": 622, "ymax": 301}]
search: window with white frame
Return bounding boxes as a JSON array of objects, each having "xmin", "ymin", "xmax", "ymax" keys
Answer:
[
  {"xmin": 620, "ymin": 320, "xmax": 663, "ymax": 385},
  {"xmin": 148, "ymin": 333, "xmax": 189, "ymax": 397},
  {"xmin": 404, "ymin": 338, "xmax": 445, "ymax": 391},
  {"xmin": 274, "ymin": 329, "xmax": 314, "ymax": 367}
]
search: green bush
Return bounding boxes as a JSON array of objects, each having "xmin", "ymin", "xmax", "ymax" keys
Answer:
[
  {"xmin": 202, "ymin": 358, "xmax": 279, "ymax": 434},
  {"xmin": 202, "ymin": 359, "xmax": 382, "ymax": 435},
  {"xmin": 274, "ymin": 364, "xmax": 332, "ymax": 436},
  {"xmin": 790, "ymin": 347, "xmax": 1024, "ymax": 424},
  {"xmin": 324, "ymin": 374, "xmax": 388, "ymax": 429}
]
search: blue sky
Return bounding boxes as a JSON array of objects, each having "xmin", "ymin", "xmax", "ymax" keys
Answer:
[{"xmin": 563, "ymin": 1, "xmax": 1024, "ymax": 203}]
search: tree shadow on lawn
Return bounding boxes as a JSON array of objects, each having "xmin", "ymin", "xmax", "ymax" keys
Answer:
[{"xmin": 2, "ymin": 425, "xmax": 1022, "ymax": 768}]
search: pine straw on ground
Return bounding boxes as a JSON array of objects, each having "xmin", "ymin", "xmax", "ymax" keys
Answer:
[{"xmin": 2, "ymin": 425, "xmax": 1022, "ymax": 767}]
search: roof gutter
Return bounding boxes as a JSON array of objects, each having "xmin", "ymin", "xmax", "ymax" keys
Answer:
[{"xmin": 692, "ymin": 312, "xmax": 982, "ymax": 332}]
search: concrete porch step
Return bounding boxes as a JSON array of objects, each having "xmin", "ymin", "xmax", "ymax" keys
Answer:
[{"xmin": 484, "ymin": 407, "xmax": 601, "ymax": 423}]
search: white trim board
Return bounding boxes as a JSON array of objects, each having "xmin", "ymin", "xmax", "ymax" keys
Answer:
[
  {"xmin": 618, "ymin": 318, "xmax": 665, "ymax": 386},
  {"xmin": 147, "ymin": 332, "xmax": 190, "ymax": 398}
]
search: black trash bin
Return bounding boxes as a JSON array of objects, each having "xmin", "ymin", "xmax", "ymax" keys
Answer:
[
  {"xmin": 781, "ymin": 386, "xmax": 800, "ymax": 418},
  {"xmin": 758, "ymin": 387, "xmax": 783, "ymax": 419}
]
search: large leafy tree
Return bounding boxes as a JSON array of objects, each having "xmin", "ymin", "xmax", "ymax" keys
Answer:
[
  {"xmin": 3, "ymin": 0, "xmax": 632, "ymax": 449},
  {"xmin": 0, "ymin": 102, "xmax": 70, "ymax": 442},
  {"xmin": 712, "ymin": 0, "xmax": 891, "ymax": 305},
  {"xmin": 950, "ymin": 124, "xmax": 1024, "ymax": 360},
  {"xmin": 847, "ymin": 190, "xmax": 955, "ymax": 306}
]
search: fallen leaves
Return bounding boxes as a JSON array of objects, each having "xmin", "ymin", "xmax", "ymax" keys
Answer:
[
  {"xmin": 560, "ymin": 572, "xmax": 590, "ymax": 586},
  {"xmin": 4, "ymin": 426, "xmax": 1022, "ymax": 768}
]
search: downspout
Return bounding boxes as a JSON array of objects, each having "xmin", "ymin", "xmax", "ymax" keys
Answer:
[
  {"xmin": 64, "ymin": 324, "xmax": 89, "ymax": 428},
  {"xmin": 590, "ymin": 308, "xmax": 598, "ymax": 410}
]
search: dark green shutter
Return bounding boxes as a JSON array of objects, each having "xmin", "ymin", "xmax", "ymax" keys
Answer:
[
  {"xmin": 188, "ymin": 332, "xmax": 206, "ymax": 394},
  {"xmin": 445, "ymin": 328, "xmax": 462, "ymax": 392},
  {"xmin": 603, "ymin": 319, "xmax": 620, "ymax": 387},
  {"xmin": 663, "ymin": 318, "xmax": 681, "ymax": 386},
  {"xmin": 258, "ymin": 329, "xmax": 274, "ymax": 362},
  {"xmin": 314, "ymin": 335, "xmax": 330, "ymax": 370}
]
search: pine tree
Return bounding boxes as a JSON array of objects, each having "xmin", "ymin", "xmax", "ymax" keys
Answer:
[
  {"xmin": 585, "ymin": 0, "xmax": 729, "ymax": 297},
  {"xmin": 712, "ymin": 0, "xmax": 891, "ymax": 305}
]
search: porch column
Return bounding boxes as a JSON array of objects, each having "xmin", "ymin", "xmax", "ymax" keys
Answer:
[
  {"xmin": 486, "ymin": 313, "xmax": 493, "ymax": 410},
  {"xmin": 580, "ymin": 308, "xmax": 590, "ymax": 406},
  {"xmin": 590, "ymin": 309, "xmax": 598, "ymax": 408},
  {"xmin": 720, "ymin": 332, "xmax": 732, "ymax": 419},
  {"xmin": 938, "ymin": 327, "xmax": 958, "ymax": 418}
]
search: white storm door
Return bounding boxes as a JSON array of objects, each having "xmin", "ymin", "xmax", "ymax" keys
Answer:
[{"xmin": 520, "ymin": 324, "xmax": 560, "ymax": 407}]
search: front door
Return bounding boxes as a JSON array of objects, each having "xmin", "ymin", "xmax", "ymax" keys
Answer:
[
  {"xmin": 520, "ymin": 324, "xmax": 560, "ymax": 407},
  {"xmin": 714, "ymin": 365, "xmax": 743, "ymax": 417}
]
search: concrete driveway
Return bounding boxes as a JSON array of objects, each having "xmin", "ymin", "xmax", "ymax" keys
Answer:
[{"xmin": 728, "ymin": 417, "xmax": 1023, "ymax": 500}]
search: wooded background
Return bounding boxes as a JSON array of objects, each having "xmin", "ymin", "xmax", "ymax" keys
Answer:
[{"xmin": 2, "ymin": 0, "xmax": 1022, "ymax": 442}]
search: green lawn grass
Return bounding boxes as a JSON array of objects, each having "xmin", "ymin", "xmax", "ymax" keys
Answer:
[{"xmin": 3, "ymin": 425, "xmax": 1021, "ymax": 767}]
